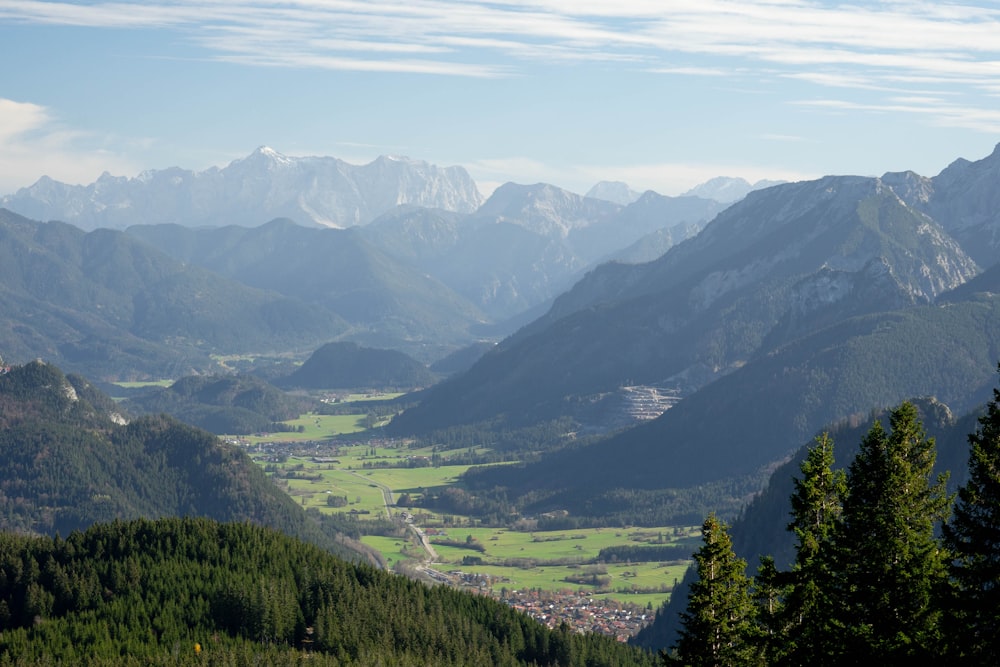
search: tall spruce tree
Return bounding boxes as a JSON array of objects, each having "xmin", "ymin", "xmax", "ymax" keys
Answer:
[
  {"xmin": 832, "ymin": 402, "xmax": 950, "ymax": 662},
  {"xmin": 942, "ymin": 370, "xmax": 1000, "ymax": 664},
  {"xmin": 779, "ymin": 433, "xmax": 845, "ymax": 666},
  {"xmin": 669, "ymin": 513, "xmax": 759, "ymax": 667}
]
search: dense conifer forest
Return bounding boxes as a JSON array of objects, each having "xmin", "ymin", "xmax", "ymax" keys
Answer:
[{"xmin": 0, "ymin": 517, "xmax": 657, "ymax": 666}]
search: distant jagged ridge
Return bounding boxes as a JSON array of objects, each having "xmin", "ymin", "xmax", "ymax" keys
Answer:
[{"xmin": 0, "ymin": 147, "xmax": 484, "ymax": 230}]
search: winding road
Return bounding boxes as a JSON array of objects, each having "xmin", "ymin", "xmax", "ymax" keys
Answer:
[{"xmin": 351, "ymin": 471, "xmax": 438, "ymax": 562}]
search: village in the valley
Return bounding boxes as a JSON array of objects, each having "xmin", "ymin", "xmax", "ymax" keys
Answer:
[{"xmin": 498, "ymin": 588, "xmax": 653, "ymax": 641}]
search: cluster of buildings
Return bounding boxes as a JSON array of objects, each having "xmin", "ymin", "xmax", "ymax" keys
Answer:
[{"xmin": 498, "ymin": 588, "xmax": 652, "ymax": 641}]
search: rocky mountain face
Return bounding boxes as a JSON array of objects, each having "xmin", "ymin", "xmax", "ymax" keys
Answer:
[
  {"xmin": 884, "ymin": 142, "xmax": 1000, "ymax": 267},
  {"xmin": 474, "ymin": 182, "xmax": 622, "ymax": 238},
  {"xmin": 0, "ymin": 147, "xmax": 484, "ymax": 230},
  {"xmin": 527, "ymin": 175, "xmax": 976, "ymax": 343}
]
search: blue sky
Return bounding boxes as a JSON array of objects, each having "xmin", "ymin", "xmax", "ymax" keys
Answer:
[{"xmin": 1, "ymin": 0, "xmax": 999, "ymax": 197}]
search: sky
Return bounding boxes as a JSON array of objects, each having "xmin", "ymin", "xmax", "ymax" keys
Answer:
[{"xmin": 1, "ymin": 1, "xmax": 999, "ymax": 198}]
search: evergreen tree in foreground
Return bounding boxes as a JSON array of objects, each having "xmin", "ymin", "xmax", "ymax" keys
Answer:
[
  {"xmin": 779, "ymin": 432, "xmax": 845, "ymax": 666},
  {"xmin": 942, "ymin": 367, "xmax": 1000, "ymax": 664},
  {"xmin": 668, "ymin": 513, "xmax": 759, "ymax": 666},
  {"xmin": 831, "ymin": 402, "xmax": 950, "ymax": 662}
]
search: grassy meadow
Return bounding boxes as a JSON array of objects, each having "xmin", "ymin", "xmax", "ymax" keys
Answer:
[{"xmin": 242, "ymin": 414, "xmax": 370, "ymax": 444}]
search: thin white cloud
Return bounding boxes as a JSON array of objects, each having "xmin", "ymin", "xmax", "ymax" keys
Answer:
[
  {"xmin": 796, "ymin": 96, "xmax": 1000, "ymax": 134},
  {"xmin": 649, "ymin": 65, "xmax": 732, "ymax": 77},
  {"xmin": 0, "ymin": 97, "xmax": 49, "ymax": 144},
  {"xmin": 3, "ymin": 2, "xmax": 998, "ymax": 73},
  {"xmin": 0, "ymin": 98, "xmax": 139, "ymax": 192},
  {"xmin": 761, "ymin": 133, "xmax": 810, "ymax": 143}
]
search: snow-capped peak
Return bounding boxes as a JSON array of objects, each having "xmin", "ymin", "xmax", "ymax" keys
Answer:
[{"xmin": 249, "ymin": 145, "xmax": 292, "ymax": 165}]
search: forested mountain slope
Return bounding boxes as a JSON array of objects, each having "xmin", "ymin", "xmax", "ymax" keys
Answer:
[
  {"xmin": 458, "ymin": 293, "xmax": 1000, "ymax": 524},
  {"xmin": 123, "ymin": 373, "xmax": 316, "ymax": 435},
  {"xmin": 126, "ymin": 218, "xmax": 487, "ymax": 352},
  {"xmin": 0, "ymin": 361, "xmax": 359, "ymax": 560},
  {"xmin": 278, "ymin": 341, "xmax": 437, "ymax": 390}
]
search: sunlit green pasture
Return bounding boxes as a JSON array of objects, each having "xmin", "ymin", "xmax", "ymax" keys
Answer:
[
  {"xmin": 273, "ymin": 460, "xmax": 475, "ymax": 518},
  {"xmin": 277, "ymin": 467, "xmax": 388, "ymax": 517},
  {"xmin": 240, "ymin": 414, "xmax": 369, "ymax": 443},
  {"xmin": 426, "ymin": 526, "xmax": 694, "ymax": 562},
  {"xmin": 424, "ymin": 526, "xmax": 695, "ymax": 607},
  {"xmin": 113, "ymin": 379, "xmax": 173, "ymax": 388},
  {"xmin": 360, "ymin": 465, "xmax": 474, "ymax": 491},
  {"xmin": 433, "ymin": 559, "xmax": 690, "ymax": 608},
  {"xmin": 344, "ymin": 392, "xmax": 405, "ymax": 402},
  {"xmin": 361, "ymin": 535, "xmax": 420, "ymax": 570}
]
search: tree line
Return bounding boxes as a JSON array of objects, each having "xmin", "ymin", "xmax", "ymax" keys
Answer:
[{"xmin": 667, "ymin": 388, "xmax": 1000, "ymax": 665}]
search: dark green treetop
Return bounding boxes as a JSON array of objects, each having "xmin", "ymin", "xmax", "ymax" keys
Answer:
[
  {"xmin": 669, "ymin": 513, "xmax": 760, "ymax": 667},
  {"xmin": 778, "ymin": 432, "xmax": 846, "ymax": 666},
  {"xmin": 942, "ymin": 367, "xmax": 1000, "ymax": 664},
  {"xmin": 832, "ymin": 401, "xmax": 951, "ymax": 662}
]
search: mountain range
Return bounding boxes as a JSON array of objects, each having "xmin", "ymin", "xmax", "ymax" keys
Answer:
[
  {"xmin": 0, "ymin": 147, "xmax": 484, "ymax": 230},
  {"xmin": 387, "ymin": 143, "xmax": 1000, "ymax": 524},
  {"xmin": 6, "ymin": 142, "xmax": 1000, "ymax": 530},
  {"xmin": 1, "ymin": 149, "xmax": 733, "ymax": 361},
  {"xmin": 360, "ymin": 186, "xmax": 722, "ymax": 321},
  {"xmin": 393, "ymin": 168, "xmax": 984, "ymax": 432}
]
